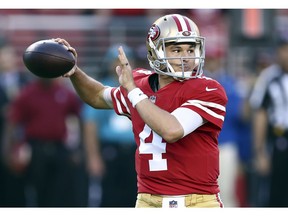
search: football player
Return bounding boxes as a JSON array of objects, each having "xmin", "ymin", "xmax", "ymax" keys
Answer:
[{"xmin": 56, "ymin": 13, "xmax": 227, "ymax": 208}]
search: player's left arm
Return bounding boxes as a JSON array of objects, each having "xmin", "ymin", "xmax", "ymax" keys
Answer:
[
  {"xmin": 134, "ymin": 99, "xmax": 205, "ymax": 143},
  {"xmin": 182, "ymin": 84, "xmax": 228, "ymax": 129},
  {"xmin": 132, "ymin": 98, "xmax": 187, "ymax": 142}
]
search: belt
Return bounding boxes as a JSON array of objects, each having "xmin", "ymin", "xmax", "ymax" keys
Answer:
[{"xmin": 136, "ymin": 193, "xmax": 223, "ymax": 208}]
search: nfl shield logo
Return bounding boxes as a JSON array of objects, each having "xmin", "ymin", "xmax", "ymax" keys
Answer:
[{"xmin": 169, "ymin": 200, "xmax": 178, "ymax": 208}]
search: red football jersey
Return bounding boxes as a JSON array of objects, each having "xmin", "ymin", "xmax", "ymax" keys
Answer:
[{"xmin": 110, "ymin": 68, "xmax": 228, "ymax": 195}]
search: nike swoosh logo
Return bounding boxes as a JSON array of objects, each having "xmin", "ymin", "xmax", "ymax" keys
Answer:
[{"xmin": 206, "ymin": 87, "xmax": 218, "ymax": 91}]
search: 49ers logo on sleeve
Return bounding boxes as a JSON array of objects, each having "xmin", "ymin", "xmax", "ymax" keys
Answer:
[{"xmin": 147, "ymin": 24, "xmax": 160, "ymax": 41}]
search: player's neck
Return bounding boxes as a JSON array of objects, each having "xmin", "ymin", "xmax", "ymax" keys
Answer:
[
  {"xmin": 149, "ymin": 74, "xmax": 175, "ymax": 92},
  {"xmin": 149, "ymin": 73, "xmax": 159, "ymax": 92},
  {"xmin": 159, "ymin": 75, "xmax": 175, "ymax": 89}
]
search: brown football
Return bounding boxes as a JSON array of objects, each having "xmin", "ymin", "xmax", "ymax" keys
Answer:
[{"xmin": 23, "ymin": 39, "xmax": 76, "ymax": 78}]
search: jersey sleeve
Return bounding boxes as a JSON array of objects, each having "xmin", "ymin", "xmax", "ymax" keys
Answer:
[
  {"xmin": 108, "ymin": 68, "xmax": 151, "ymax": 119},
  {"xmin": 110, "ymin": 86, "xmax": 132, "ymax": 119},
  {"xmin": 181, "ymin": 84, "xmax": 228, "ymax": 129}
]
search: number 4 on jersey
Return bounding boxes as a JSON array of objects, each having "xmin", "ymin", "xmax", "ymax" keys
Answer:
[{"xmin": 139, "ymin": 124, "xmax": 167, "ymax": 171}]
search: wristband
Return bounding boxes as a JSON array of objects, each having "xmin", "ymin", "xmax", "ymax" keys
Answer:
[{"xmin": 128, "ymin": 88, "xmax": 148, "ymax": 108}]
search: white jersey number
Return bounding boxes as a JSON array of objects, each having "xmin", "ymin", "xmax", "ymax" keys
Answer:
[{"xmin": 139, "ymin": 124, "xmax": 167, "ymax": 171}]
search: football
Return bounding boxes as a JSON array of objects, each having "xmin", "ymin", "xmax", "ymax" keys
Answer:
[{"xmin": 23, "ymin": 39, "xmax": 76, "ymax": 78}]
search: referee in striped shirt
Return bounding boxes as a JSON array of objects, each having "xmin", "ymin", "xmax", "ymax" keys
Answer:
[{"xmin": 249, "ymin": 37, "xmax": 288, "ymax": 207}]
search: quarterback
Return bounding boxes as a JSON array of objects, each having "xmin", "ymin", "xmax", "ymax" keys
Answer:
[{"xmin": 57, "ymin": 13, "xmax": 227, "ymax": 208}]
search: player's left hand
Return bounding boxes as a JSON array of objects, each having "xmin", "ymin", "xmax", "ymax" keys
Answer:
[{"xmin": 115, "ymin": 46, "xmax": 136, "ymax": 92}]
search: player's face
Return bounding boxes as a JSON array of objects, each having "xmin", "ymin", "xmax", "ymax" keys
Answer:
[{"xmin": 165, "ymin": 43, "xmax": 197, "ymax": 72}]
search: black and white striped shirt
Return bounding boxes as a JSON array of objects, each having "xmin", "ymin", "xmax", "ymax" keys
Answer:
[{"xmin": 250, "ymin": 64, "xmax": 288, "ymax": 130}]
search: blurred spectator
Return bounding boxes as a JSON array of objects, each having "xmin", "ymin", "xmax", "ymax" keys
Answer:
[
  {"xmin": 249, "ymin": 37, "xmax": 288, "ymax": 207},
  {"xmin": 81, "ymin": 44, "xmax": 137, "ymax": 207},
  {"xmin": 0, "ymin": 41, "xmax": 32, "ymax": 207},
  {"xmin": 0, "ymin": 84, "xmax": 9, "ymax": 206},
  {"xmin": 4, "ymin": 78, "xmax": 83, "ymax": 207},
  {"xmin": 239, "ymin": 47, "xmax": 274, "ymax": 207},
  {"xmin": 0, "ymin": 42, "xmax": 32, "ymax": 100}
]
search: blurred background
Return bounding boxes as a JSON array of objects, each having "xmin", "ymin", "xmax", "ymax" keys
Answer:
[{"xmin": 0, "ymin": 8, "xmax": 287, "ymax": 208}]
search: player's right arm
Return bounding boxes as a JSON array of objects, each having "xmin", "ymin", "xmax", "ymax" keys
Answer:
[
  {"xmin": 54, "ymin": 38, "xmax": 112, "ymax": 109},
  {"xmin": 69, "ymin": 67, "xmax": 111, "ymax": 109}
]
